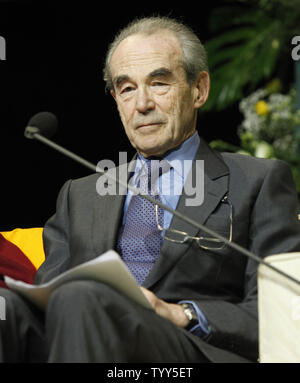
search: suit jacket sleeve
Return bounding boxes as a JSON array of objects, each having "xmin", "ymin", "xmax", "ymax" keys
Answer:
[
  {"xmin": 193, "ymin": 159, "xmax": 300, "ymax": 361},
  {"xmin": 34, "ymin": 180, "xmax": 72, "ymax": 285}
]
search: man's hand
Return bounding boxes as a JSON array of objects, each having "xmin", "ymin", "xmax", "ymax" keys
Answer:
[{"xmin": 140, "ymin": 287, "xmax": 189, "ymax": 328}]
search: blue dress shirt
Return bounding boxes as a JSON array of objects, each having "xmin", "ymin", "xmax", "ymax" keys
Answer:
[{"xmin": 122, "ymin": 131, "xmax": 210, "ymax": 338}]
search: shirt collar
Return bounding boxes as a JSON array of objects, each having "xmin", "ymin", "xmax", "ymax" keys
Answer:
[
  {"xmin": 135, "ymin": 131, "xmax": 200, "ymax": 179},
  {"xmin": 164, "ymin": 132, "xmax": 200, "ymax": 179}
]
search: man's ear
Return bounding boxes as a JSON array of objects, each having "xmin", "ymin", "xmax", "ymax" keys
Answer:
[
  {"xmin": 110, "ymin": 89, "xmax": 116, "ymax": 102},
  {"xmin": 193, "ymin": 71, "xmax": 210, "ymax": 109}
]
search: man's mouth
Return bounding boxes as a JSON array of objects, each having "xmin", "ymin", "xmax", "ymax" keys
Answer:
[{"xmin": 136, "ymin": 122, "xmax": 163, "ymax": 129}]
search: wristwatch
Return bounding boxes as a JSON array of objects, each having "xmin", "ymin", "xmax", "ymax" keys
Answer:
[{"xmin": 180, "ymin": 303, "xmax": 198, "ymax": 331}]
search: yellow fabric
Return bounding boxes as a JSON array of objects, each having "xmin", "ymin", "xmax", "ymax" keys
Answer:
[{"xmin": 1, "ymin": 228, "xmax": 45, "ymax": 269}]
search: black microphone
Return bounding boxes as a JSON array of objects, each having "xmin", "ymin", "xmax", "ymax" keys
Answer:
[
  {"xmin": 24, "ymin": 111, "xmax": 300, "ymax": 287},
  {"xmin": 25, "ymin": 111, "xmax": 58, "ymax": 139},
  {"xmin": 24, "ymin": 112, "xmax": 96, "ymax": 171}
]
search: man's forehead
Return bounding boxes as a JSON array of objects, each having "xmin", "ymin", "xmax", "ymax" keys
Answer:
[{"xmin": 110, "ymin": 32, "xmax": 183, "ymax": 75}]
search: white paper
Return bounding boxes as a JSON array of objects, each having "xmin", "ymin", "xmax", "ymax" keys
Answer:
[
  {"xmin": 4, "ymin": 250, "xmax": 153, "ymax": 311},
  {"xmin": 258, "ymin": 252, "xmax": 300, "ymax": 363}
]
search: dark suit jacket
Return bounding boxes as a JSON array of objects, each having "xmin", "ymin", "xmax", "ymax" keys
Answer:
[{"xmin": 34, "ymin": 139, "xmax": 300, "ymax": 363}]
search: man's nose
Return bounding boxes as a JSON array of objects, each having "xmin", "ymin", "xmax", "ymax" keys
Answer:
[{"xmin": 135, "ymin": 87, "xmax": 155, "ymax": 114}]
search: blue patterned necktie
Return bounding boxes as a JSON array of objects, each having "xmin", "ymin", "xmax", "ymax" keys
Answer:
[{"xmin": 117, "ymin": 159, "xmax": 167, "ymax": 285}]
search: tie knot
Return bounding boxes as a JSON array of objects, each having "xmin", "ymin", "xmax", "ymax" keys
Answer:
[
  {"xmin": 140, "ymin": 159, "xmax": 170, "ymax": 194},
  {"xmin": 145, "ymin": 158, "xmax": 170, "ymax": 177}
]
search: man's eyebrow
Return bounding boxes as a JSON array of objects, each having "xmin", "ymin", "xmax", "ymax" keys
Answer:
[
  {"xmin": 113, "ymin": 75, "xmax": 130, "ymax": 88},
  {"xmin": 113, "ymin": 67, "xmax": 173, "ymax": 88},
  {"xmin": 148, "ymin": 67, "xmax": 173, "ymax": 79}
]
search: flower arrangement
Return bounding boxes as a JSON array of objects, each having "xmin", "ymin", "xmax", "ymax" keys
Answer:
[{"xmin": 210, "ymin": 83, "xmax": 300, "ymax": 194}]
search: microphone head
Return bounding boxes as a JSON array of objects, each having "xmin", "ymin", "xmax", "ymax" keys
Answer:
[{"xmin": 25, "ymin": 111, "xmax": 58, "ymax": 139}]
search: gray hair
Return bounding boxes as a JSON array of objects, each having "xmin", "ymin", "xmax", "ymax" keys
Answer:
[{"xmin": 103, "ymin": 16, "xmax": 208, "ymax": 92}]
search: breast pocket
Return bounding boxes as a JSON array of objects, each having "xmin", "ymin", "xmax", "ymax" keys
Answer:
[
  {"xmin": 204, "ymin": 215, "xmax": 230, "ymax": 235},
  {"xmin": 203, "ymin": 195, "xmax": 232, "ymax": 236}
]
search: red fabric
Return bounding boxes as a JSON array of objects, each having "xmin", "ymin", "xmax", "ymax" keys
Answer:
[{"xmin": 0, "ymin": 233, "xmax": 37, "ymax": 288}]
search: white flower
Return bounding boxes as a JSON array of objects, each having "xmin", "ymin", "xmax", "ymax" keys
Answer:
[
  {"xmin": 255, "ymin": 142, "xmax": 274, "ymax": 158},
  {"xmin": 239, "ymin": 88, "xmax": 298, "ymax": 144}
]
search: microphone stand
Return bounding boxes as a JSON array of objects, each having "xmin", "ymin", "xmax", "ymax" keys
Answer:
[{"xmin": 25, "ymin": 126, "xmax": 300, "ymax": 287}]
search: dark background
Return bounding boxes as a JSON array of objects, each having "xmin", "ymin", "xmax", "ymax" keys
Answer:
[{"xmin": 0, "ymin": 0, "xmax": 242, "ymax": 230}]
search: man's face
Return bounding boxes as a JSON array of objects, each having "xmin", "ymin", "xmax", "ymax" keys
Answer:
[{"xmin": 110, "ymin": 31, "xmax": 209, "ymax": 157}]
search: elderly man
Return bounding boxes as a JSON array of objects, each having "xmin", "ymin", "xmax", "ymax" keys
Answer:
[{"xmin": 1, "ymin": 16, "xmax": 300, "ymax": 363}]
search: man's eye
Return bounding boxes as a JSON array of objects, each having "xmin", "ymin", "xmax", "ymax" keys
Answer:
[
  {"xmin": 121, "ymin": 86, "xmax": 134, "ymax": 93},
  {"xmin": 153, "ymin": 82, "xmax": 166, "ymax": 86}
]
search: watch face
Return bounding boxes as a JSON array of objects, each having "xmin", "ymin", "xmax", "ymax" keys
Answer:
[
  {"xmin": 184, "ymin": 307, "xmax": 194, "ymax": 321},
  {"xmin": 181, "ymin": 304, "xmax": 198, "ymax": 330}
]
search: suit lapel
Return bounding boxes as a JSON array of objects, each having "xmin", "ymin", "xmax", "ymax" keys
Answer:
[
  {"xmin": 142, "ymin": 139, "xmax": 230, "ymax": 289},
  {"xmin": 91, "ymin": 158, "xmax": 137, "ymax": 256}
]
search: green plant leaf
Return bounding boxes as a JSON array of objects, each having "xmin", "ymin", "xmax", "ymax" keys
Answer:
[
  {"xmin": 203, "ymin": 6, "xmax": 283, "ymax": 111},
  {"xmin": 209, "ymin": 140, "xmax": 241, "ymax": 152}
]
